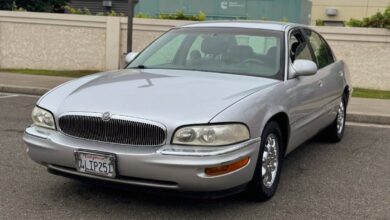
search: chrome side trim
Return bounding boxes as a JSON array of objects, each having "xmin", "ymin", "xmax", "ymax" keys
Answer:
[
  {"xmin": 157, "ymin": 137, "xmax": 261, "ymax": 157},
  {"xmin": 47, "ymin": 164, "xmax": 179, "ymax": 189}
]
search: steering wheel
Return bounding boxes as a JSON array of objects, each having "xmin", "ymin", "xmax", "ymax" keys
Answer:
[{"xmin": 240, "ymin": 58, "xmax": 265, "ymax": 66}]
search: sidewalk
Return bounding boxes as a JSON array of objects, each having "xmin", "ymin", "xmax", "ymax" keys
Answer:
[
  {"xmin": 1, "ymin": 71, "xmax": 389, "ymax": 124},
  {"xmin": 0, "ymin": 72, "xmax": 71, "ymax": 95},
  {"xmin": 348, "ymin": 98, "xmax": 390, "ymax": 125}
]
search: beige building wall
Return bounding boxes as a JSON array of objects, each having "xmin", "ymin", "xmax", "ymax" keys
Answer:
[
  {"xmin": 311, "ymin": 0, "xmax": 390, "ymax": 24},
  {"xmin": 0, "ymin": 11, "xmax": 389, "ymax": 90}
]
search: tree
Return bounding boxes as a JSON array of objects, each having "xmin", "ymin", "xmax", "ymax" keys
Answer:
[
  {"xmin": 0, "ymin": 0, "xmax": 14, "ymax": 10},
  {"xmin": 0, "ymin": 0, "xmax": 70, "ymax": 12},
  {"xmin": 346, "ymin": 5, "xmax": 390, "ymax": 30}
]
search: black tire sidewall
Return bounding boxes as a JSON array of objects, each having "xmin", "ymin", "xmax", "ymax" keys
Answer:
[{"xmin": 249, "ymin": 121, "xmax": 283, "ymax": 200}]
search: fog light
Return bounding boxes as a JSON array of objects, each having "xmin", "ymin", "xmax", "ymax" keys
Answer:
[{"xmin": 205, "ymin": 157, "xmax": 250, "ymax": 176}]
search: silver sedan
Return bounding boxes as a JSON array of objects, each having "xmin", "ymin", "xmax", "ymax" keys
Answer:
[{"xmin": 24, "ymin": 21, "xmax": 351, "ymax": 201}]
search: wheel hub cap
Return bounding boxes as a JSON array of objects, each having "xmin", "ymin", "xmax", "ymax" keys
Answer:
[
  {"xmin": 262, "ymin": 134, "xmax": 279, "ymax": 188},
  {"xmin": 337, "ymin": 101, "xmax": 345, "ymax": 134}
]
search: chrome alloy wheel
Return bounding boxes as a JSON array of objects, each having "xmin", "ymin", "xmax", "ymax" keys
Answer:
[
  {"xmin": 262, "ymin": 134, "xmax": 279, "ymax": 188},
  {"xmin": 337, "ymin": 101, "xmax": 345, "ymax": 135}
]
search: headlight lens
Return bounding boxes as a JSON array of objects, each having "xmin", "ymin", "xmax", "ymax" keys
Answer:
[
  {"xmin": 172, "ymin": 124, "xmax": 250, "ymax": 146},
  {"xmin": 32, "ymin": 106, "xmax": 56, "ymax": 130}
]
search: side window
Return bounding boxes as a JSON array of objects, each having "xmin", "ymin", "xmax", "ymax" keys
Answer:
[
  {"xmin": 289, "ymin": 31, "xmax": 314, "ymax": 62},
  {"xmin": 144, "ymin": 35, "xmax": 186, "ymax": 66},
  {"xmin": 304, "ymin": 30, "xmax": 334, "ymax": 69}
]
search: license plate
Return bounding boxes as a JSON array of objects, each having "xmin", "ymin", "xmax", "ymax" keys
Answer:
[{"xmin": 75, "ymin": 151, "xmax": 116, "ymax": 178}]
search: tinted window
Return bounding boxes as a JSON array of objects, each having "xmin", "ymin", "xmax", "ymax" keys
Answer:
[
  {"xmin": 128, "ymin": 28, "xmax": 285, "ymax": 80},
  {"xmin": 304, "ymin": 30, "xmax": 334, "ymax": 69}
]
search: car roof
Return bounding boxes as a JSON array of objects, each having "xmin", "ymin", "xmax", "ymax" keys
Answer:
[{"xmin": 180, "ymin": 20, "xmax": 308, "ymax": 32}]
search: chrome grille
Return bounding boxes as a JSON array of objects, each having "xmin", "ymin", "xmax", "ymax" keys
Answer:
[{"xmin": 58, "ymin": 115, "xmax": 166, "ymax": 146}]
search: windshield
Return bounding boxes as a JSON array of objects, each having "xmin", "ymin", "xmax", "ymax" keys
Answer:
[{"xmin": 128, "ymin": 27, "xmax": 285, "ymax": 80}]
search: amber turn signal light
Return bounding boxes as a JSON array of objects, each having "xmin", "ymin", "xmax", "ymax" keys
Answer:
[{"xmin": 205, "ymin": 157, "xmax": 250, "ymax": 176}]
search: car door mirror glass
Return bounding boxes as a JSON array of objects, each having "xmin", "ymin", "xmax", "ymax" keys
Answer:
[
  {"xmin": 291, "ymin": 59, "xmax": 318, "ymax": 78},
  {"xmin": 125, "ymin": 52, "xmax": 139, "ymax": 64}
]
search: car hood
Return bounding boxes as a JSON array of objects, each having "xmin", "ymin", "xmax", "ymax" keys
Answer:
[{"xmin": 39, "ymin": 69, "xmax": 279, "ymax": 126}]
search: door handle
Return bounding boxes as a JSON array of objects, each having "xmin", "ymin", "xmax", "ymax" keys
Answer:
[{"xmin": 318, "ymin": 80, "xmax": 324, "ymax": 87}]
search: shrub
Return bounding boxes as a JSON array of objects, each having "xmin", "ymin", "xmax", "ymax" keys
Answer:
[
  {"xmin": 0, "ymin": 0, "xmax": 14, "ymax": 10},
  {"xmin": 103, "ymin": 10, "xmax": 124, "ymax": 17},
  {"xmin": 315, "ymin": 19, "xmax": 325, "ymax": 26},
  {"xmin": 281, "ymin": 17, "xmax": 289, "ymax": 22},
  {"xmin": 346, "ymin": 18, "xmax": 363, "ymax": 27},
  {"xmin": 135, "ymin": 12, "xmax": 152, "ymax": 18},
  {"xmin": 158, "ymin": 10, "xmax": 206, "ymax": 21},
  {"xmin": 197, "ymin": 11, "xmax": 206, "ymax": 21},
  {"xmin": 0, "ymin": 0, "xmax": 69, "ymax": 12},
  {"xmin": 346, "ymin": 5, "xmax": 390, "ymax": 30},
  {"xmin": 64, "ymin": 6, "xmax": 91, "ymax": 15},
  {"xmin": 65, "ymin": 6, "xmax": 123, "ymax": 17}
]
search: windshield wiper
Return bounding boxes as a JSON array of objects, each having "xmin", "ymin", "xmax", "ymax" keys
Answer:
[{"xmin": 129, "ymin": 65, "xmax": 147, "ymax": 69}]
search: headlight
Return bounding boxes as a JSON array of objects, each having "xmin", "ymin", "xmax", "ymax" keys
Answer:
[
  {"xmin": 32, "ymin": 106, "xmax": 56, "ymax": 130},
  {"xmin": 172, "ymin": 124, "xmax": 250, "ymax": 146}
]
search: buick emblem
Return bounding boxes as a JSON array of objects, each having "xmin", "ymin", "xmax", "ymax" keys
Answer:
[{"xmin": 102, "ymin": 112, "xmax": 111, "ymax": 121}]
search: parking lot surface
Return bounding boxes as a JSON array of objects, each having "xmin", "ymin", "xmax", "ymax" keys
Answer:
[{"xmin": 0, "ymin": 94, "xmax": 389, "ymax": 219}]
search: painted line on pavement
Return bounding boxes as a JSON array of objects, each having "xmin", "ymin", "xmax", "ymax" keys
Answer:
[
  {"xmin": 0, "ymin": 93, "xmax": 40, "ymax": 98},
  {"xmin": 0, "ymin": 94, "xmax": 19, "ymax": 99}
]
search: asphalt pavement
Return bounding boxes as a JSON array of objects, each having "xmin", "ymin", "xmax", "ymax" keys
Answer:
[{"xmin": 0, "ymin": 93, "xmax": 389, "ymax": 219}]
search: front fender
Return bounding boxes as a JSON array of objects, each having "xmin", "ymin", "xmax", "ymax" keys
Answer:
[{"xmin": 210, "ymin": 83, "xmax": 289, "ymax": 140}]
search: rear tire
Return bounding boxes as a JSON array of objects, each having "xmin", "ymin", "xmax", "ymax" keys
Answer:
[
  {"xmin": 320, "ymin": 95, "xmax": 347, "ymax": 142},
  {"xmin": 246, "ymin": 121, "xmax": 283, "ymax": 202}
]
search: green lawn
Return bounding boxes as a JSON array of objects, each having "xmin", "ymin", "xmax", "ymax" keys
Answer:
[
  {"xmin": 0, "ymin": 69, "xmax": 98, "ymax": 78},
  {"xmin": 352, "ymin": 88, "xmax": 390, "ymax": 99}
]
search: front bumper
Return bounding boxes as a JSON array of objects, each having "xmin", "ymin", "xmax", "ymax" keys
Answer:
[{"xmin": 23, "ymin": 126, "xmax": 260, "ymax": 192}]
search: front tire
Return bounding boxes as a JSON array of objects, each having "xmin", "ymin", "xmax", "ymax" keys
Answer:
[{"xmin": 246, "ymin": 121, "xmax": 283, "ymax": 201}]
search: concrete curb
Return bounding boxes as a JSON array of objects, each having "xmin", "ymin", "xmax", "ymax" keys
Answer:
[
  {"xmin": 1, "ymin": 84, "xmax": 389, "ymax": 125},
  {"xmin": 347, "ymin": 112, "xmax": 390, "ymax": 125},
  {"xmin": 0, "ymin": 84, "xmax": 49, "ymax": 96}
]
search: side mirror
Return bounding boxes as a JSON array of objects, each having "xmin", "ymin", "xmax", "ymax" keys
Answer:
[
  {"xmin": 290, "ymin": 59, "xmax": 318, "ymax": 78},
  {"xmin": 125, "ymin": 52, "xmax": 139, "ymax": 64}
]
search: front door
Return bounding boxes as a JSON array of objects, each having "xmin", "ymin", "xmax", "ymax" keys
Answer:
[{"xmin": 285, "ymin": 29, "xmax": 324, "ymax": 152}]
